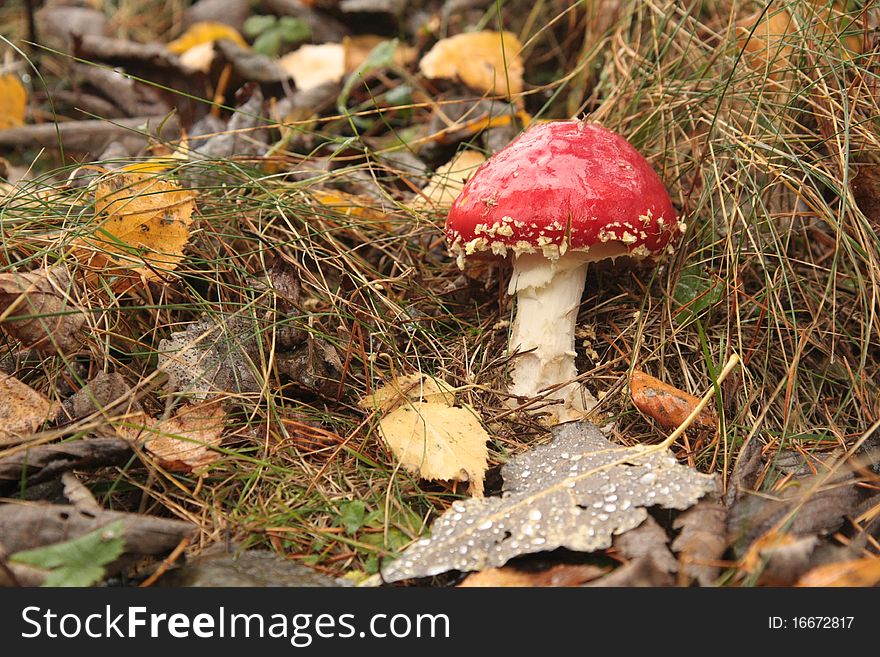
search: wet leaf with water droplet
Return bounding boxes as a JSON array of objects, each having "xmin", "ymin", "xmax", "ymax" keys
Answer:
[{"xmin": 381, "ymin": 422, "xmax": 717, "ymax": 582}]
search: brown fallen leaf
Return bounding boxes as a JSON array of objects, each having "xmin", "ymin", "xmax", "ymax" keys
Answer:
[
  {"xmin": 796, "ymin": 556, "xmax": 880, "ymax": 587},
  {"xmin": 0, "ymin": 266, "xmax": 86, "ymax": 354},
  {"xmin": 362, "ymin": 374, "xmax": 488, "ymax": 496},
  {"xmin": 459, "ymin": 563, "xmax": 606, "ymax": 587},
  {"xmin": 630, "ymin": 369, "xmax": 717, "ymax": 432},
  {"xmin": 157, "ymin": 315, "xmax": 261, "ymax": 399},
  {"xmin": 587, "ymin": 555, "xmax": 675, "ymax": 587},
  {"xmin": 612, "ymin": 514, "xmax": 677, "ymax": 575},
  {"xmin": 419, "ymin": 31, "xmax": 524, "ymax": 98},
  {"xmin": 728, "ymin": 471, "xmax": 860, "ymax": 554},
  {"xmin": 144, "ymin": 400, "xmax": 227, "ymax": 472},
  {"xmin": 0, "ymin": 73, "xmax": 27, "ymax": 130},
  {"xmin": 0, "ymin": 373, "xmax": 60, "ymax": 445},
  {"xmin": 80, "ymin": 171, "xmax": 197, "ymax": 283},
  {"xmin": 672, "ymin": 498, "xmax": 728, "ymax": 585},
  {"xmin": 738, "ymin": 529, "xmax": 821, "ymax": 585}
]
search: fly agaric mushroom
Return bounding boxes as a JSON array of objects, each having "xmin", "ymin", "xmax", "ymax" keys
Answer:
[{"xmin": 446, "ymin": 120, "xmax": 683, "ymax": 423}]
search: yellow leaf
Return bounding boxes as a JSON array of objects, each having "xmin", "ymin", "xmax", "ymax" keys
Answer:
[
  {"xmin": 378, "ymin": 402, "xmax": 489, "ymax": 496},
  {"xmin": 736, "ymin": 2, "xmax": 861, "ymax": 85},
  {"xmin": 84, "ymin": 171, "xmax": 197, "ymax": 281},
  {"xmin": 0, "ymin": 373, "xmax": 60, "ymax": 445},
  {"xmin": 413, "ymin": 150, "xmax": 486, "ymax": 210},
  {"xmin": 310, "ymin": 190, "xmax": 390, "ymax": 228},
  {"xmin": 359, "ymin": 372, "xmax": 456, "ymax": 412},
  {"xmin": 279, "ymin": 43, "xmax": 346, "ymax": 91},
  {"xmin": 144, "ymin": 400, "xmax": 227, "ymax": 473},
  {"xmin": 365, "ymin": 374, "xmax": 488, "ymax": 496},
  {"xmin": 0, "ymin": 73, "xmax": 27, "ymax": 130},
  {"xmin": 419, "ymin": 31, "xmax": 524, "ymax": 97},
  {"xmin": 736, "ymin": 8, "xmax": 796, "ymax": 84},
  {"xmin": 167, "ymin": 21, "xmax": 248, "ymax": 54}
]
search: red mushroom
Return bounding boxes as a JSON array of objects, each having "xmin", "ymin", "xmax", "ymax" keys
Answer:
[{"xmin": 446, "ymin": 120, "xmax": 682, "ymax": 423}]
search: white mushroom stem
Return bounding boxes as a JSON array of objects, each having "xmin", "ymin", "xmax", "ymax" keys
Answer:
[{"xmin": 506, "ymin": 251, "xmax": 599, "ymax": 423}]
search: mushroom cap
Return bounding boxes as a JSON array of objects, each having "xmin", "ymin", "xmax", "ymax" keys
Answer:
[{"xmin": 445, "ymin": 120, "xmax": 681, "ymax": 262}]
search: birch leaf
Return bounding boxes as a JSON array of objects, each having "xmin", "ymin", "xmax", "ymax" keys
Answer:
[
  {"xmin": 381, "ymin": 421, "xmax": 717, "ymax": 582},
  {"xmin": 364, "ymin": 374, "xmax": 488, "ymax": 496},
  {"xmin": 0, "ymin": 73, "xmax": 27, "ymax": 129},
  {"xmin": 84, "ymin": 171, "xmax": 197, "ymax": 281},
  {"xmin": 419, "ymin": 31, "xmax": 524, "ymax": 97}
]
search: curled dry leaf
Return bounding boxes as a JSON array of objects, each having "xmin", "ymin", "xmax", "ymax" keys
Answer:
[
  {"xmin": 419, "ymin": 31, "xmax": 524, "ymax": 98},
  {"xmin": 62, "ymin": 371, "xmax": 142, "ymax": 422},
  {"xmin": 0, "ymin": 373, "xmax": 60, "ymax": 445},
  {"xmin": 144, "ymin": 400, "xmax": 227, "ymax": 472},
  {"xmin": 361, "ymin": 373, "xmax": 488, "ymax": 496},
  {"xmin": 81, "ymin": 171, "xmax": 197, "ymax": 283},
  {"xmin": 413, "ymin": 150, "xmax": 486, "ymax": 210},
  {"xmin": 0, "ymin": 266, "xmax": 86, "ymax": 354},
  {"xmin": 630, "ymin": 369, "xmax": 717, "ymax": 432},
  {"xmin": 381, "ymin": 422, "xmax": 717, "ymax": 583},
  {"xmin": 796, "ymin": 556, "xmax": 880, "ymax": 587},
  {"xmin": 0, "ymin": 73, "xmax": 27, "ymax": 130}
]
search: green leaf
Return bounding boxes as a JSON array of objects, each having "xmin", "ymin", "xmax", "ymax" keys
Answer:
[
  {"xmin": 252, "ymin": 29, "xmax": 283, "ymax": 57},
  {"xmin": 11, "ymin": 520, "xmax": 126, "ymax": 587},
  {"xmin": 673, "ymin": 265, "xmax": 722, "ymax": 323},
  {"xmin": 277, "ymin": 16, "xmax": 310, "ymax": 43},
  {"xmin": 338, "ymin": 500, "xmax": 367, "ymax": 535},
  {"xmin": 338, "ymin": 39, "xmax": 400, "ymax": 117},
  {"xmin": 243, "ymin": 14, "xmax": 277, "ymax": 38}
]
